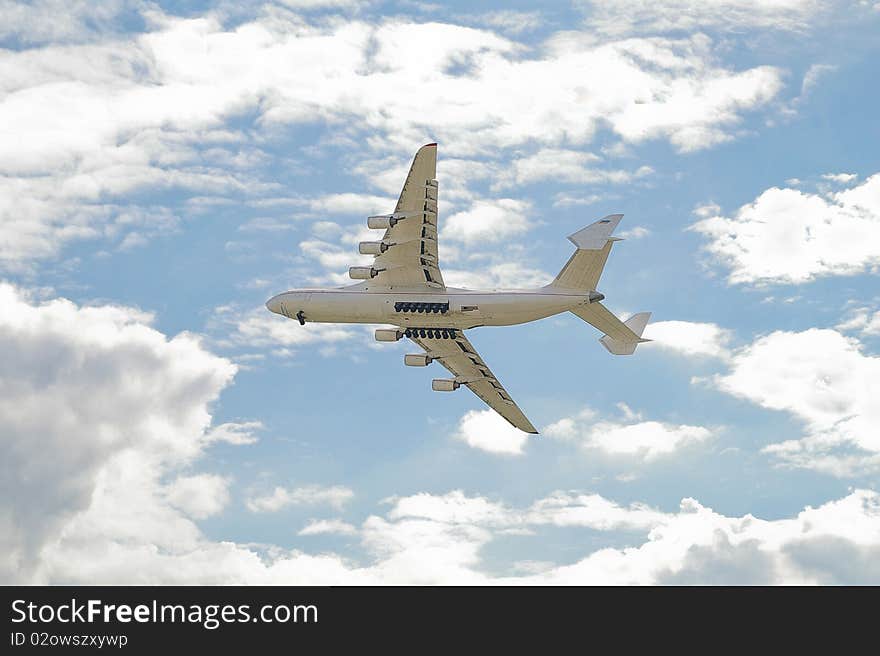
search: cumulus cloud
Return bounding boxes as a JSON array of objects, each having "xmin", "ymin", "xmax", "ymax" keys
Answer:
[
  {"xmin": 298, "ymin": 519, "xmax": 359, "ymax": 536},
  {"xmin": 454, "ymin": 409, "xmax": 532, "ymax": 455},
  {"xmin": 0, "ymin": 0, "xmax": 128, "ymax": 45},
  {"xmin": 579, "ymin": 0, "xmax": 829, "ymax": 36},
  {"xmin": 0, "ymin": 7, "xmax": 786, "ymax": 269},
  {"xmin": 246, "ymin": 485, "xmax": 355, "ymax": 513},
  {"xmin": 618, "ymin": 226, "xmax": 651, "ymax": 239},
  {"xmin": 441, "ymin": 261, "xmax": 551, "ymax": 290},
  {"xmin": 714, "ymin": 329, "xmax": 880, "ymax": 476},
  {"xmin": 533, "ymin": 489, "xmax": 880, "ymax": 585},
  {"xmin": 508, "ymin": 148, "xmax": 652, "ymax": 187},
  {"xmin": 822, "ymin": 172, "xmax": 858, "ymax": 184},
  {"xmin": 443, "ymin": 199, "xmax": 532, "ymax": 243},
  {"xmin": 0, "ymin": 283, "xmax": 240, "ymax": 582},
  {"xmin": 642, "ymin": 320, "xmax": 733, "ymax": 359},
  {"xmin": 836, "ymin": 306, "xmax": 880, "ymax": 336},
  {"xmin": 5, "ymin": 362, "xmax": 879, "ymax": 592},
  {"xmin": 204, "ymin": 421, "xmax": 262, "ymax": 446},
  {"xmin": 212, "ymin": 304, "xmax": 357, "ymax": 356},
  {"xmin": 544, "ymin": 405, "xmax": 713, "ymax": 460},
  {"xmin": 691, "ymin": 174, "xmax": 880, "ymax": 285},
  {"xmin": 164, "ymin": 474, "xmax": 231, "ymax": 520}
]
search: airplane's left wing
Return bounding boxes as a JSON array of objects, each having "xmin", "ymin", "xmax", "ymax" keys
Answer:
[
  {"xmin": 366, "ymin": 143, "xmax": 445, "ymax": 289},
  {"xmin": 407, "ymin": 329, "xmax": 538, "ymax": 433}
]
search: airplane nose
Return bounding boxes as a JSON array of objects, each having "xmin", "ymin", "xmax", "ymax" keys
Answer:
[{"xmin": 266, "ymin": 295, "xmax": 282, "ymax": 315}]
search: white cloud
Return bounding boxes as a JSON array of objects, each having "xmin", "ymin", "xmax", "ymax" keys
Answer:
[
  {"xmin": 204, "ymin": 421, "xmax": 262, "ymax": 446},
  {"xmin": 298, "ymin": 519, "xmax": 359, "ymax": 536},
  {"xmin": 0, "ymin": 283, "xmax": 239, "ymax": 582},
  {"xmin": 467, "ymin": 10, "xmax": 543, "ymax": 34},
  {"xmin": 588, "ymin": 422, "xmax": 712, "ymax": 460},
  {"xmin": 213, "ymin": 304, "xmax": 357, "ymax": 355},
  {"xmin": 4, "ymin": 359, "xmax": 878, "ymax": 591},
  {"xmin": 508, "ymin": 148, "xmax": 652, "ymax": 187},
  {"xmin": 691, "ymin": 174, "xmax": 880, "ymax": 285},
  {"xmin": 714, "ymin": 329, "xmax": 880, "ymax": 476},
  {"xmin": 387, "ymin": 489, "xmax": 516, "ymax": 525},
  {"xmin": 277, "ymin": 0, "xmax": 363, "ymax": 9},
  {"xmin": 0, "ymin": 0, "xmax": 127, "ymax": 45},
  {"xmin": 39, "ymin": 486, "xmax": 880, "ymax": 584},
  {"xmin": 443, "ymin": 199, "xmax": 532, "ymax": 243},
  {"xmin": 545, "ymin": 406, "xmax": 712, "ymax": 460},
  {"xmin": 801, "ymin": 63, "xmax": 837, "ymax": 97},
  {"xmin": 442, "ymin": 261, "xmax": 551, "ymax": 290},
  {"xmin": 820, "ymin": 172, "xmax": 858, "ymax": 184},
  {"xmin": 454, "ymin": 409, "xmax": 532, "ymax": 455},
  {"xmin": 552, "ymin": 193, "xmax": 606, "ymax": 208},
  {"xmin": 300, "ymin": 193, "xmax": 396, "ymax": 217},
  {"xmin": 164, "ymin": 474, "xmax": 231, "ymax": 520},
  {"xmin": 246, "ymin": 484, "xmax": 355, "ymax": 513},
  {"xmin": 524, "ymin": 492, "xmax": 671, "ymax": 531},
  {"xmin": 642, "ymin": 320, "xmax": 733, "ymax": 359},
  {"xmin": 529, "ymin": 489, "xmax": 880, "ymax": 585},
  {"xmin": 0, "ymin": 9, "xmax": 786, "ymax": 268},
  {"xmin": 579, "ymin": 0, "xmax": 828, "ymax": 36},
  {"xmin": 837, "ymin": 306, "xmax": 880, "ymax": 336},
  {"xmin": 618, "ymin": 226, "xmax": 651, "ymax": 239}
]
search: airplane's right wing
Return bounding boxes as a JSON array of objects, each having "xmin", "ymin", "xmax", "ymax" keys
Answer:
[{"xmin": 406, "ymin": 329, "xmax": 538, "ymax": 434}]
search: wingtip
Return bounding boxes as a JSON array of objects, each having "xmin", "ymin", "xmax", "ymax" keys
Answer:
[{"xmin": 423, "ymin": 142, "xmax": 437, "ymax": 148}]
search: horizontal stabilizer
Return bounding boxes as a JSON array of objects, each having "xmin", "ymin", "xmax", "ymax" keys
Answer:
[
  {"xmin": 567, "ymin": 214, "xmax": 623, "ymax": 250},
  {"xmin": 599, "ymin": 312, "xmax": 652, "ymax": 355}
]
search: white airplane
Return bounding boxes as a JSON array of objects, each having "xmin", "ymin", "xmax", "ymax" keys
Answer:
[{"xmin": 266, "ymin": 143, "xmax": 650, "ymax": 433}]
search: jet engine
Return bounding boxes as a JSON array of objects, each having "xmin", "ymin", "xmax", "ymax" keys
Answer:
[
  {"xmin": 375, "ymin": 328, "xmax": 403, "ymax": 342},
  {"xmin": 367, "ymin": 211, "xmax": 418, "ymax": 229},
  {"xmin": 349, "ymin": 266, "xmax": 379, "ymax": 279},
  {"xmin": 359, "ymin": 241, "xmax": 389, "ymax": 255},
  {"xmin": 432, "ymin": 378, "xmax": 460, "ymax": 392},
  {"xmin": 405, "ymin": 354, "xmax": 433, "ymax": 367},
  {"xmin": 367, "ymin": 216, "xmax": 395, "ymax": 229}
]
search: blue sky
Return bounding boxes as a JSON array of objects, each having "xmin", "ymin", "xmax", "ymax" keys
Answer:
[{"xmin": 2, "ymin": 0, "xmax": 880, "ymax": 583}]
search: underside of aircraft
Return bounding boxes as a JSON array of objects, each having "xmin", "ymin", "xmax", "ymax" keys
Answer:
[{"xmin": 267, "ymin": 143, "xmax": 650, "ymax": 433}]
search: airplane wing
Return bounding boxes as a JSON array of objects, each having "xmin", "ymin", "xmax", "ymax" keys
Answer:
[
  {"xmin": 369, "ymin": 143, "xmax": 445, "ymax": 289},
  {"xmin": 407, "ymin": 329, "xmax": 538, "ymax": 433}
]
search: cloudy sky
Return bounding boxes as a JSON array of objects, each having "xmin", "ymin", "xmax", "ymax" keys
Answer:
[{"xmin": 2, "ymin": 0, "xmax": 880, "ymax": 584}]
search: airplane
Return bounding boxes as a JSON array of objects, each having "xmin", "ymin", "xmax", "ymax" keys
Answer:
[{"xmin": 266, "ymin": 143, "xmax": 650, "ymax": 433}]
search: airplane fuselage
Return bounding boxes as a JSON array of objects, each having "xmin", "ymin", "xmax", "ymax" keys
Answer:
[{"xmin": 266, "ymin": 284, "xmax": 593, "ymax": 330}]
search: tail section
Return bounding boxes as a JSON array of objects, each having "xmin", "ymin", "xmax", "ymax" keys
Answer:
[
  {"xmin": 571, "ymin": 303, "xmax": 651, "ymax": 356},
  {"xmin": 547, "ymin": 214, "xmax": 623, "ymax": 292},
  {"xmin": 552, "ymin": 213, "xmax": 651, "ymax": 355},
  {"xmin": 598, "ymin": 311, "xmax": 651, "ymax": 355}
]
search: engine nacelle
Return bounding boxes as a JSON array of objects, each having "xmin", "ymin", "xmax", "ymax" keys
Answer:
[
  {"xmin": 588, "ymin": 291, "xmax": 605, "ymax": 303},
  {"xmin": 432, "ymin": 378, "xmax": 460, "ymax": 392},
  {"xmin": 375, "ymin": 328, "xmax": 403, "ymax": 342},
  {"xmin": 367, "ymin": 211, "xmax": 417, "ymax": 230},
  {"xmin": 367, "ymin": 216, "xmax": 395, "ymax": 229},
  {"xmin": 405, "ymin": 354, "xmax": 433, "ymax": 367},
  {"xmin": 359, "ymin": 241, "xmax": 389, "ymax": 255},
  {"xmin": 349, "ymin": 266, "xmax": 378, "ymax": 280}
]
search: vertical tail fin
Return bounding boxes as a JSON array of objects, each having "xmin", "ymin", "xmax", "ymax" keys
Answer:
[{"xmin": 548, "ymin": 214, "xmax": 624, "ymax": 292}]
